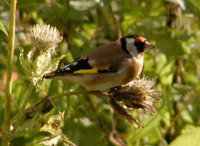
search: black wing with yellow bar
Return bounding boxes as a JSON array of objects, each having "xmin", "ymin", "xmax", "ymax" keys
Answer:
[{"xmin": 55, "ymin": 57, "xmax": 117, "ymax": 74}]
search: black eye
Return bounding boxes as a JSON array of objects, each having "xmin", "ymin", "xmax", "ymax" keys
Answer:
[{"xmin": 134, "ymin": 41, "xmax": 145, "ymax": 53}]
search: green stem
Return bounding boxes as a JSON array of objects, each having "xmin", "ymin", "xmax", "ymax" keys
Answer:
[
  {"xmin": 3, "ymin": 0, "xmax": 17, "ymax": 145},
  {"xmin": 49, "ymin": 91, "xmax": 106, "ymax": 100},
  {"xmin": 10, "ymin": 83, "xmax": 34, "ymax": 134},
  {"xmin": 21, "ymin": 83, "xmax": 34, "ymax": 112}
]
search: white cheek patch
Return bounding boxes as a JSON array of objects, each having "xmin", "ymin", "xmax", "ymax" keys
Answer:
[
  {"xmin": 126, "ymin": 38, "xmax": 135, "ymax": 48},
  {"xmin": 125, "ymin": 38, "xmax": 138, "ymax": 57}
]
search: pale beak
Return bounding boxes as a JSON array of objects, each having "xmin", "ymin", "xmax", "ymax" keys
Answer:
[{"xmin": 144, "ymin": 41, "xmax": 155, "ymax": 50}]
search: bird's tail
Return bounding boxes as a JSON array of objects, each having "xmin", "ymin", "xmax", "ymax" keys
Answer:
[{"xmin": 43, "ymin": 71, "xmax": 82, "ymax": 83}]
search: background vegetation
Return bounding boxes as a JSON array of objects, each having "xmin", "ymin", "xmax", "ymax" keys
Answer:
[{"xmin": 1, "ymin": 0, "xmax": 200, "ymax": 145}]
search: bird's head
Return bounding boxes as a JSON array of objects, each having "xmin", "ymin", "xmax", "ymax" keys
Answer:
[{"xmin": 120, "ymin": 35, "xmax": 154, "ymax": 56}]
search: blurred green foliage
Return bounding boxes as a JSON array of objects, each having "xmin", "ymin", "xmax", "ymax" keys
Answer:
[{"xmin": 1, "ymin": 0, "xmax": 200, "ymax": 145}]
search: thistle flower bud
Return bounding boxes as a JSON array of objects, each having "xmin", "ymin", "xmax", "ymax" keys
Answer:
[
  {"xmin": 30, "ymin": 24, "xmax": 63, "ymax": 53},
  {"xmin": 19, "ymin": 24, "xmax": 64, "ymax": 90}
]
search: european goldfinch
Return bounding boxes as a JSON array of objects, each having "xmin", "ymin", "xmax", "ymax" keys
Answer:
[{"xmin": 43, "ymin": 35, "xmax": 154, "ymax": 91}]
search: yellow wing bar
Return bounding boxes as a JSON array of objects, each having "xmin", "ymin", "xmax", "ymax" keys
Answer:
[
  {"xmin": 74, "ymin": 68, "xmax": 98, "ymax": 73},
  {"xmin": 73, "ymin": 65, "xmax": 111, "ymax": 73}
]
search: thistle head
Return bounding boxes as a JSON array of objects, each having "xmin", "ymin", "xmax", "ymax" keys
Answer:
[
  {"xmin": 30, "ymin": 24, "xmax": 63, "ymax": 53},
  {"xmin": 107, "ymin": 77, "xmax": 162, "ymax": 128}
]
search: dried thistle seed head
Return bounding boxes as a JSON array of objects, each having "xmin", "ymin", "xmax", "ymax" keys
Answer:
[
  {"xmin": 109, "ymin": 77, "xmax": 162, "ymax": 114},
  {"xmin": 30, "ymin": 24, "xmax": 63, "ymax": 53}
]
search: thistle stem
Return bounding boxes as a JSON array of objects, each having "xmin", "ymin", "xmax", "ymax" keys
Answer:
[
  {"xmin": 21, "ymin": 83, "xmax": 34, "ymax": 112},
  {"xmin": 3, "ymin": 0, "xmax": 17, "ymax": 145},
  {"xmin": 49, "ymin": 90, "xmax": 107, "ymax": 100}
]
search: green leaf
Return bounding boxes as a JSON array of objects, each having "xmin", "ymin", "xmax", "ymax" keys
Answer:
[
  {"xmin": 37, "ymin": 135, "xmax": 62, "ymax": 146},
  {"xmin": 0, "ymin": 21, "xmax": 8, "ymax": 36},
  {"xmin": 37, "ymin": 134, "xmax": 76, "ymax": 146},
  {"xmin": 127, "ymin": 113, "xmax": 161, "ymax": 143},
  {"xmin": 33, "ymin": 52, "xmax": 52, "ymax": 76},
  {"xmin": 19, "ymin": 45, "xmax": 65, "ymax": 90},
  {"xmin": 15, "ymin": 97, "xmax": 54, "ymax": 136},
  {"xmin": 38, "ymin": 111, "xmax": 76, "ymax": 146},
  {"xmin": 159, "ymin": 59, "xmax": 175, "ymax": 85},
  {"xmin": 19, "ymin": 47, "xmax": 34, "ymax": 76},
  {"xmin": 62, "ymin": 134, "xmax": 77, "ymax": 146},
  {"xmin": 189, "ymin": 0, "xmax": 200, "ymax": 11},
  {"xmin": 156, "ymin": 34, "xmax": 185, "ymax": 57},
  {"xmin": 39, "ymin": 111, "xmax": 65, "ymax": 135},
  {"xmin": 182, "ymin": 71, "xmax": 199, "ymax": 84},
  {"xmin": 170, "ymin": 126, "xmax": 200, "ymax": 146},
  {"xmin": 33, "ymin": 52, "xmax": 65, "ymax": 77},
  {"xmin": 155, "ymin": 53, "xmax": 175, "ymax": 85}
]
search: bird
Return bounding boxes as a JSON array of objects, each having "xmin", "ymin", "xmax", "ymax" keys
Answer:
[{"xmin": 43, "ymin": 35, "xmax": 154, "ymax": 91}]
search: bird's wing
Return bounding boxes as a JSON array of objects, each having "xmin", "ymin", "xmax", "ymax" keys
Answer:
[
  {"xmin": 54, "ymin": 55, "xmax": 116, "ymax": 74},
  {"xmin": 55, "ymin": 56, "xmax": 110, "ymax": 74},
  {"xmin": 44, "ymin": 40, "xmax": 131, "ymax": 78},
  {"xmin": 86, "ymin": 40, "xmax": 131, "ymax": 72}
]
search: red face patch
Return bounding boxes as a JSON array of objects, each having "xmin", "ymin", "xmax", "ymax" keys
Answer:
[{"xmin": 135, "ymin": 36, "xmax": 146, "ymax": 43}]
